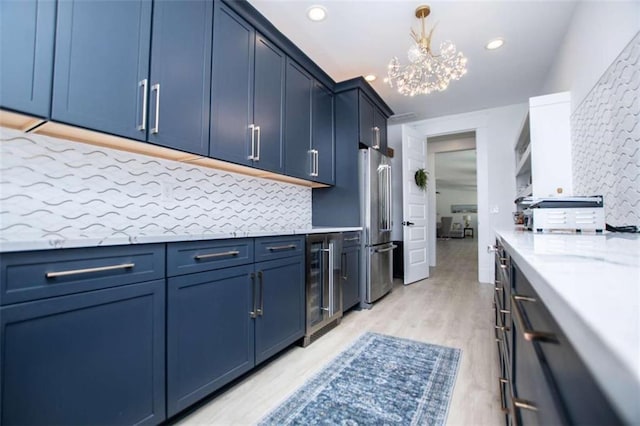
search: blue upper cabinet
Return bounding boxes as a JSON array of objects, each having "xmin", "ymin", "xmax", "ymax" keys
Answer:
[
  {"xmin": 210, "ymin": 3, "xmax": 285, "ymax": 173},
  {"xmin": 0, "ymin": 0, "xmax": 56, "ymax": 118},
  {"xmin": 147, "ymin": 0, "xmax": 213, "ymax": 156},
  {"xmin": 284, "ymin": 59, "xmax": 313, "ymax": 180},
  {"xmin": 52, "ymin": 0, "xmax": 152, "ymax": 141},
  {"xmin": 210, "ymin": 3, "xmax": 255, "ymax": 167},
  {"xmin": 252, "ymin": 34, "xmax": 286, "ymax": 173},
  {"xmin": 312, "ymin": 81, "xmax": 335, "ymax": 185},
  {"xmin": 285, "ymin": 60, "xmax": 334, "ymax": 184},
  {"xmin": 358, "ymin": 92, "xmax": 375, "ymax": 147}
]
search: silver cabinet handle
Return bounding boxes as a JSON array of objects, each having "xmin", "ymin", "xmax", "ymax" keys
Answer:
[
  {"xmin": 138, "ymin": 79, "xmax": 148, "ymax": 131},
  {"xmin": 194, "ymin": 250, "xmax": 240, "ymax": 260},
  {"xmin": 151, "ymin": 83, "xmax": 160, "ymax": 134},
  {"xmin": 341, "ymin": 252, "xmax": 347, "ymax": 280},
  {"xmin": 248, "ymin": 124, "xmax": 256, "ymax": 160},
  {"xmin": 256, "ymin": 270, "xmax": 264, "ymax": 316},
  {"xmin": 328, "ymin": 242, "xmax": 334, "ymax": 317},
  {"xmin": 309, "ymin": 150, "xmax": 319, "ymax": 177},
  {"xmin": 372, "ymin": 126, "xmax": 380, "ymax": 149},
  {"xmin": 253, "ymin": 126, "xmax": 260, "ymax": 161},
  {"xmin": 511, "ymin": 294, "xmax": 559, "ymax": 343},
  {"xmin": 314, "ymin": 149, "xmax": 319, "ymax": 177},
  {"xmin": 344, "ymin": 237, "xmax": 360, "ymax": 242},
  {"xmin": 267, "ymin": 244, "xmax": 296, "ymax": 251},
  {"xmin": 249, "ymin": 272, "xmax": 257, "ymax": 318},
  {"xmin": 488, "ymin": 245, "xmax": 498, "ymax": 253},
  {"xmin": 46, "ymin": 263, "xmax": 135, "ymax": 279}
]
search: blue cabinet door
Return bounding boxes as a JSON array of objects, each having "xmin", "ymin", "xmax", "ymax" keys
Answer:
[
  {"xmin": 210, "ymin": 3, "xmax": 254, "ymax": 166},
  {"xmin": 0, "ymin": 280, "xmax": 166, "ymax": 425},
  {"xmin": 255, "ymin": 256, "xmax": 305, "ymax": 364},
  {"xmin": 312, "ymin": 81, "xmax": 335, "ymax": 185},
  {"xmin": 52, "ymin": 0, "xmax": 152, "ymax": 140},
  {"xmin": 167, "ymin": 264, "xmax": 255, "ymax": 417},
  {"xmin": 0, "ymin": 0, "xmax": 55, "ymax": 117},
  {"xmin": 342, "ymin": 245, "xmax": 360, "ymax": 311},
  {"xmin": 253, "ymin": 34, "xmax": 285, "ymax": 173},
  {"xmin": 358, "ymin": 91, "xmax": 375, "ymax": 147},
  {"xmin": 147, "ymin": 0, "xmax": 212, "ymax": 156},
  {"xmin": 284, "ymin": 59, "xmax": 313, "ymax": 180}
]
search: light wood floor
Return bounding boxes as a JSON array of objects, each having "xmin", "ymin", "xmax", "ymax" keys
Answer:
[{"xmin": 175, "ymin": 237, "xmax": 502, "ymax": 425}]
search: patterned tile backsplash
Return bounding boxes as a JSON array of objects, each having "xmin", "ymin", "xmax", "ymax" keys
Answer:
[
  {"xmin": 0, "ymin": 127, "xmax": 311, "ymax": 244},
  {"xmin": 571, "ymin": 32, "xmax": 640, "ymax": 226}
]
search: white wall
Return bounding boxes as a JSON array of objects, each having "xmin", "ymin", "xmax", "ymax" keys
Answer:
[
  {"xmin": 542, "ymin": 1, "xmax": 640, "ymax": 112},
  {"xmin": 436, "ymin": 187, "xmax": 478, "ymax": 231},
  {"xmin": 387, "ymin": 124, "xmax": 404, "ymax": 242},
  {"xmin": 392, "ymin": 103, "xmax": 528, "ymax": 284}
]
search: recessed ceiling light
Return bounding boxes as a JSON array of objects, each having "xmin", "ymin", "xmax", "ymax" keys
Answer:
[
  {"xmin": 485, "ymin": 38, "xmax": 505, "ymax": 50},
  {"xmin": 307, "ymin": 5, "xmax": 327, "ymax": 22},
  {"xmin": 364, "ymin": 74, "xmax": 377, "ymax": 82}
]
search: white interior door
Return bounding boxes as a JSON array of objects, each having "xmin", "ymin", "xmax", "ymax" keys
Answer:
[{"xmin": 401, "ymin": 125, "xmax": 429, "ymax": 284}]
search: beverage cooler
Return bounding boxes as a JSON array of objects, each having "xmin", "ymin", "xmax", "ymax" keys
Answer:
[{"xmin": 303, "ymin": 233, "xmax": 343, "ymax": 346}]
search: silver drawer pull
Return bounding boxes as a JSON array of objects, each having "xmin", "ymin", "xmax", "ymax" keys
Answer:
[
  {"xmin": 344, "ymin": 237, "xmax": 360, "ymax": 242},
  {"xmin": 195, "ymin": 250, "xmax": 240, "ymax": 260},
  {"xmin": 267, "ymin": 244, "xmax": 296, "ymax": 251},
  {"xmin": 511, "ymin": 294, "xmax": 559, "ymax": 343},
  {"xmin": 46, "ymin": 263, "xmax": 135, "ymax": 279}
]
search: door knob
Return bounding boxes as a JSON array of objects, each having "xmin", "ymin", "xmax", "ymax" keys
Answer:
[{"xmin": 402, "ymin": 221, "xmax": 415, "ymax": 226}]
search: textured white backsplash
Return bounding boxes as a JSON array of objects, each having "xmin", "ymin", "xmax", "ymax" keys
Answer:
[
  {"xmin": 0, "ymin": 127, "xmax": 311, "ymax": 244},
  {"xmin": 571, "ymin": 32, "xmax": 640, "ymax": 226}
]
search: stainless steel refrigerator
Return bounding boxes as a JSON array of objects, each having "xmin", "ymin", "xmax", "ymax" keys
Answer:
[{"xmin": 359, "ymin": 148, "xmax": 395, "ymax": 308}]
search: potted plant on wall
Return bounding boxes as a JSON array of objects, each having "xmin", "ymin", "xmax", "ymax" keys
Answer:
[{"xmin": 414, "ymin": 168, "xmax": 428, "ymax": 191}]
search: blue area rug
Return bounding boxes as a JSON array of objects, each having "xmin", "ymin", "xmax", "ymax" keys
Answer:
[{"xmin": 259, "ymin": 332, "xmax": 461, "ymax": 426}]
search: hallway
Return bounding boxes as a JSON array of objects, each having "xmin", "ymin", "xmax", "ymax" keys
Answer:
[{"xmin": 177, "ymin": 238, "xmax": 502, "ymax": 425}]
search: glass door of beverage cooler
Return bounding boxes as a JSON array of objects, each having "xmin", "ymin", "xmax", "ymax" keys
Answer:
[{"xmin": 306, "ymin": 237, "xmax": 326, "ymax": 331}]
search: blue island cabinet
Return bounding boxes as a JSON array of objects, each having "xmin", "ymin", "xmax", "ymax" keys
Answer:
[
  {"xmin": 0, "ymin": 244, "xmax": 166, "ymax": 425},
  {"xmin": 52, "ymin": 0, "xmax": 152, "ymax": 141},
  {"xmin": 0, "ymin": 0, "xmax": 56, "ymax": 118}
]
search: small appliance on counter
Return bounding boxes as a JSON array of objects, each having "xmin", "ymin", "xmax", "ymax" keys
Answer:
[{"xmin": 528, "ymin": 195, "xmax": 605, "ymax": 233}]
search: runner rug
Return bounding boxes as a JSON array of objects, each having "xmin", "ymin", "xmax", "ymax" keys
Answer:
[{"xmin": 259, "ymin": 332, "xmax": 461, "ymax": 425}]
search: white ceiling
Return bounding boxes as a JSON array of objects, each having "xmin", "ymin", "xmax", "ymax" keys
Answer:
[{"xmin": 247, "ymin": 0, "xmax": 578, "ymax": 122}]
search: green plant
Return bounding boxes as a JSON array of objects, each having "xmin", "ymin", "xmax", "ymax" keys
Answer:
[{"xmin": 414, "ymin": 168, "xmax": 428, "ymax": 190}]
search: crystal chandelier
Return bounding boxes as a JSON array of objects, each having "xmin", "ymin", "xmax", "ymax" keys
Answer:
[{"xmin": 386, "ymin": 5, "xmax": 467, "ymax": 96}]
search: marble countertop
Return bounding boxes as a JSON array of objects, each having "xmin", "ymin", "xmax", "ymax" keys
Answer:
[
  {"xmin": 0, "ymin": 226, "xmax": 363, "ymax": 253},
  {"xmin": 496, "ymin": 229, "xmax": 640, "ymax": 423}
]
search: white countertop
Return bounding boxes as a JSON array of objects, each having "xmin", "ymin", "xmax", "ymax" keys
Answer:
[
  {"xmin": 0, "ymin": 226, "xmax": 362, "ymax": 253},
  {"xmin": 496, "ymin": 229, "xmax": 640, "ymax": 423}
]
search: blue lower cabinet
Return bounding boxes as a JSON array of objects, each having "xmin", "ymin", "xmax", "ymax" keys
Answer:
[
  {"xmin": 0, "ymin": 279, "xmax": 166, "ymax": 425},
  {"xmin": 167, "ymin": 264, "xmax": 255, "ymax": 417},
  {"xmin": 255, "ymin": 256, "xmax": 305, "ymax": 364}
]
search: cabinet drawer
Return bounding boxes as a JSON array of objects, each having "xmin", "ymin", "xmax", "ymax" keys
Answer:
[
  {"xmin": 512, "ymin": 265, "xmax": 621, "ymax": 424},
  {"xmin": 167, "ymin": 239, "xmax": 253, "ymax": 277},
  {"xmin": 342, "ymin": 231, "xmax": 361, "ymax": 248},
  {"xmin": 254, "ymin": 236, "xmax": 304, "ymax": 262},
  {"xmin": 0, "ymin": 244, "xmax": 165, "ymax": 305}
]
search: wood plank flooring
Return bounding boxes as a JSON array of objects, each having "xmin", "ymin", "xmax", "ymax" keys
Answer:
[{"xmin": 175, "ymin": 237, "xmax": 503, "ymax": 425}]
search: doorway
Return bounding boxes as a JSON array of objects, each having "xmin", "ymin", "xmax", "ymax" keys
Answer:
[{"xmin": 428, "ymin": 132, "xmax": 477, "ymax": 269}]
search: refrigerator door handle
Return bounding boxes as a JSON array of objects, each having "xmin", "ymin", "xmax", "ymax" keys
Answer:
[{"xmin": 374, "ymin": 244, "xmax": 397, "ymax": 254}]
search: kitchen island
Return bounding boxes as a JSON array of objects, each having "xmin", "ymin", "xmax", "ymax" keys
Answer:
[{"xmin": 495, "ymin": 229, "xmax": 640, "ymax": 424}]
